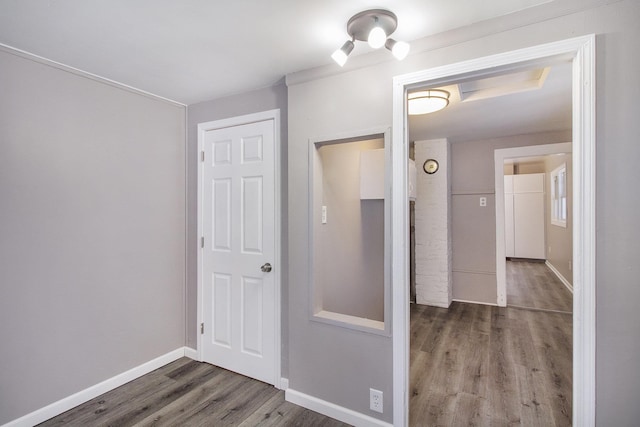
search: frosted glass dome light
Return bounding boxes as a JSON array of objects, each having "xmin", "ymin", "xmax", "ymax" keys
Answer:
[{"xmin": 408, "ymin": 90, "xmax": 451, "ymax": 115}]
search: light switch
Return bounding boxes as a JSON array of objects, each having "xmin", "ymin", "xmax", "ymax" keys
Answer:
[
  {"xmin": 322, "ymin": 205, "xmax": 327, "ymax": 224},
  {"xmin": 479, "ymin": 197, "xmax": 487, "ymax": 207}
]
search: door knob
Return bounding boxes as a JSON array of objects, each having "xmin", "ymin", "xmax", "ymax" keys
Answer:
[{"xmin": 261, "ymin": 263, "xmax": 272, "ymax": 273}]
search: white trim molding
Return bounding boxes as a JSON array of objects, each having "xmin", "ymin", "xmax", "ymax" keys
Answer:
[
  {"xmin": 546, "ymin": 260, "xmax": 574, "ymax": 293},
  {"xmin": 0, "ymin": 43, "xmax": 186, "ymax": 107},
  {"xmin": 452, "ymin": 299, "xmax": 499, "ymax": 307},
  {"xmin": 278, "ymin": 378, "xmax": 289, "ymax": 391},
  {"xmin": 196, "ymin": 109, "xmax": 282, "ymax": 388},
  {"xmin": 184, "ymin": 347, "xmax": 199, "ymax": 360},
  {"xmin": 285, "ymin": 389, "xmax": 393, "ymax": 427},
  {"xmin": 3, "ymin": 348, "xmax": 188, "ymax": 427},
  {"xmin": 392, "ymin": 35, "xmax": 596, "ymax": 427}
]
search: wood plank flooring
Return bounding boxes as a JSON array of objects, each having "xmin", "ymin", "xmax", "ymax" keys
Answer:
[
  {"xmin": 40, "ymin": 260, "xmax": 572, "ymax": 427},
  {"xmin": 410, "ymin": 302, "xmax": 572, "ymax": 426},
  {"xmin": 38, "ymin": 359, "xmax": 349, "ymax": 427},
  {"xmin": 507, "ymin": 260, "xmax": 573, "ymax": 312}
]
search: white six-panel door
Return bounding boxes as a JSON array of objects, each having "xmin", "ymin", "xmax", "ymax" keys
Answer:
[{"xmin": 201, "ymin": 118, "xmax": 275, "ymax": 384}]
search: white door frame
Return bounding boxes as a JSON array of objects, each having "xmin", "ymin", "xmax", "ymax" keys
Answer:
[
  {"xmin": 391, "ymin": 35, "xmax": 596, "ymax": 426},
  {"xmin": 495, "ymin": 142, "xmax": 573, "ymax": 306},
  {"xmin": 196, "ymin": 109, "xmax": 282, "ymax": 388}
]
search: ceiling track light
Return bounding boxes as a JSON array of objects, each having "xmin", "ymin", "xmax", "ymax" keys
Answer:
[{"xmin": 332, "ymin": 9, "xmax": 410, "ymax": 67}]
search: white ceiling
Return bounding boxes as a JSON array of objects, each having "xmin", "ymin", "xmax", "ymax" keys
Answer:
[
  {"xmin": 0, "ymin": 0, "xmax": 552, "ymax": 105},
  {"xmin": 409, "ymin": 61, "xmax": 573, "ymax": 143}
]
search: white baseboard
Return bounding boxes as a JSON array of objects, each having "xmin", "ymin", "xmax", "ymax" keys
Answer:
[
  {"xmin": 278, "ymin": 377, "xmax": 289, "ymax": 390},
  {"xmin": 285, "ymin": 388, "xmax": 392, "ymax": 427},
  {"xmin": 184, "ymin": 346, "xmax": 199, "ymax": 360},
  {"xmin": 452, "ymin": 298, "xmax": 499, "ymax": 307},
  {"xmin": 414, "ymin": 299, "xmax": 451, "ymax": 308},
  {"xmin": 4, "ymin": 347, "xmax": 188, "ymax": 427},
  {"xmin": 545, "ymin": 261, "xmax": 573, "ymax": 293}
]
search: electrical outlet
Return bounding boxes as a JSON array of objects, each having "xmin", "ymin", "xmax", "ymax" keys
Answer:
[
  {"xmin": 321, "ymin": 205, "xmax": 327, "ymax": 224},
  {"xmin": 370, "ymin": 388, "xmax": 383, "ymax": 413},
  {"xmin": 479, "ymin": 197, "xmax": 487, "ymax": 207}
]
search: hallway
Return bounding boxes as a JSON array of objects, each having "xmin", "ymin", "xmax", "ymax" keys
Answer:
[
  {"xmin": 410, "ymin": 261, "xmax": 572, "ymax": 426},
  {"xmin": 507, "ymin": 259, "xmax": 572, "ymax": 312}
]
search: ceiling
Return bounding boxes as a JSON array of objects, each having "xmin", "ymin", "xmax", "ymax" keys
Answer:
[
  {"xmin": 409, "ymin": 61, "xmax": 573, "ymax": 143},
  {"xmin": 0, "ymin": 0, "xmax": 552, "ymax": 105}
]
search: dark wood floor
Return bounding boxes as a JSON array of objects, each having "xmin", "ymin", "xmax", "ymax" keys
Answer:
[
  {"xmin": 41, "ymin": 261, "xmax": 572, "ymax": 427},
  {"xmin": 507, "ymin": 259, "xmax": 573, "ymax": 312},
  {"xmin": 410, "ymin": 301, "xmax": 572, "ymax": 426},
  {"xmin": 410, "ymin": 261, "xmax": 573, "ymax": 425},
  {"xmin": 38, "ymin": 358, "xmax": 349, "ymax": 427}
]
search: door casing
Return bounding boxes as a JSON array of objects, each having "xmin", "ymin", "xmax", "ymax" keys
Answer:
[
  {"xmin": 196, "ymin": 109, "xmax": 282, "ymax": 389},
  {"xmin": 495, "ymin": 142, "xmax": 573, "ymax": 306},
  {"xmin": 391, "ymin": 35, "xmax": 596, "ymax": 426}
]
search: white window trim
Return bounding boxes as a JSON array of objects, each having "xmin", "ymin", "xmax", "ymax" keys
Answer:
[{"xmin": 551, "ymin": 163, "xmax": 568, "ymax": 227}]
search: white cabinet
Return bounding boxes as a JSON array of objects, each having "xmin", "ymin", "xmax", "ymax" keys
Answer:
[{"xmin": 504, "ymin": 173, "xmax": 545, "ymax": 259}]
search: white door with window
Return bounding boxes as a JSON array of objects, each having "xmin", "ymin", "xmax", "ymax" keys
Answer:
[{"xmin": 199, "ymin": 115, "xmax": 277, "ymax": 385}]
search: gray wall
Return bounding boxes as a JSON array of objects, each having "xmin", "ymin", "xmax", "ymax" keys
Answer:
[
  {"xmin": 4, "ymin": 0, "xmax": 639, "ymax": 424},
  {"xmin": 314, "ymin": 139, "xmax": 384, "ymax": 321},
  {"xmin": 0, "ymin": 49, "xmax": 186, "ymax": 424},
  {"xmin": 185, "ymin": 82, "xmax": 288, "ymax": 366},
  {"xmin": 449, "ymin": 131, "xmax": 571, "ymax": 304},
  {"xmin": 287, "ymin": 2, "xmax": 640, "ymax": 422},
  {"xmin": 287, "ymin": 68, "xmax": 395, "ymax": 422},
  {"xmin": 545, "ymin": 154, "xmax": 573, "ymax": 284},
  {"xmin": 507, "ymin": 160, "xmax": 546, "ymax": 175}
]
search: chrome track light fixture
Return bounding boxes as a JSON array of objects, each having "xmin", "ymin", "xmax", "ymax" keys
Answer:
[{"xmin": 332, "ymin": 9, "xmax": 410, "ymax": 67}]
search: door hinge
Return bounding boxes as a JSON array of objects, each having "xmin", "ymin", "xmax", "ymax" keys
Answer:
[
  {"xmin": 201, "ymin": 236, "xmax": 204, "ymax": 248},
  {"xmin": 201, "ymin": 151, "xmax": 205, "ymax": 162},
  {"xmin": 200, "ymin": 323, "xmax": 204, "ymax": 334}
]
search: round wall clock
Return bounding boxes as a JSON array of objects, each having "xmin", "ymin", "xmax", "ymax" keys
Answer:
[{"xmin": 423, "ymin": 159, "xmax": 439, "ymax": 174}]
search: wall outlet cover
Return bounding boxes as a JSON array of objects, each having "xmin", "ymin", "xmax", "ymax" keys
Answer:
[{"xmin": 370, "ymin": 388, "xmax": 383, "ymax": 413}]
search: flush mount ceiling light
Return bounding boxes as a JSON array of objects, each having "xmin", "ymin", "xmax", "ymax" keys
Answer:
[
  {"xmin": 408, "ymin": 90, "xmax": 451, "ymax": 115},
  {"xmin": 332, "ymin": 9, "xmax": 410, "ymax": 67}
]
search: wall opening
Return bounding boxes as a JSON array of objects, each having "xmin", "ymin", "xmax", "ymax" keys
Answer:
[{"xmin": 309, "ymin": 129, "xmax": 391, "ymax": 334}]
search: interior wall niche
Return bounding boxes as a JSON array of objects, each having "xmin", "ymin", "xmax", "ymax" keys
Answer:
[{"xmin": 309, "ymin": 130, "xmax": 390, "ymax": 334}]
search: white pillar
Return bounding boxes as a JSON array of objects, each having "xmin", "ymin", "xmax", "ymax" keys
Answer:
[{"xmin": 414, "ymin": 139, "xmax": 452, "ymax": 307}]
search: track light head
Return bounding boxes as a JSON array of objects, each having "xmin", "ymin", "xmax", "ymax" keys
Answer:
[
  {"xmin": 385, "ymin": 39, "xmax": 410, "ymax": 60},
  {"xmin": 331, "ymin": 40, "xmax": 355, "ymax": 67},
  {"xmin": 367, "ymin": 19, "xmax": 387, "ymax": 49}
]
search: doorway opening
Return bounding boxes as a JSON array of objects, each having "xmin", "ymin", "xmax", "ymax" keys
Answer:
[
  {"xmin": 495, "ymin": 142, "xmax": 573, "ymax": 311},
  {"xmin": 391, "ymin": 36, "xmax": 595, "ymax": 426}
]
